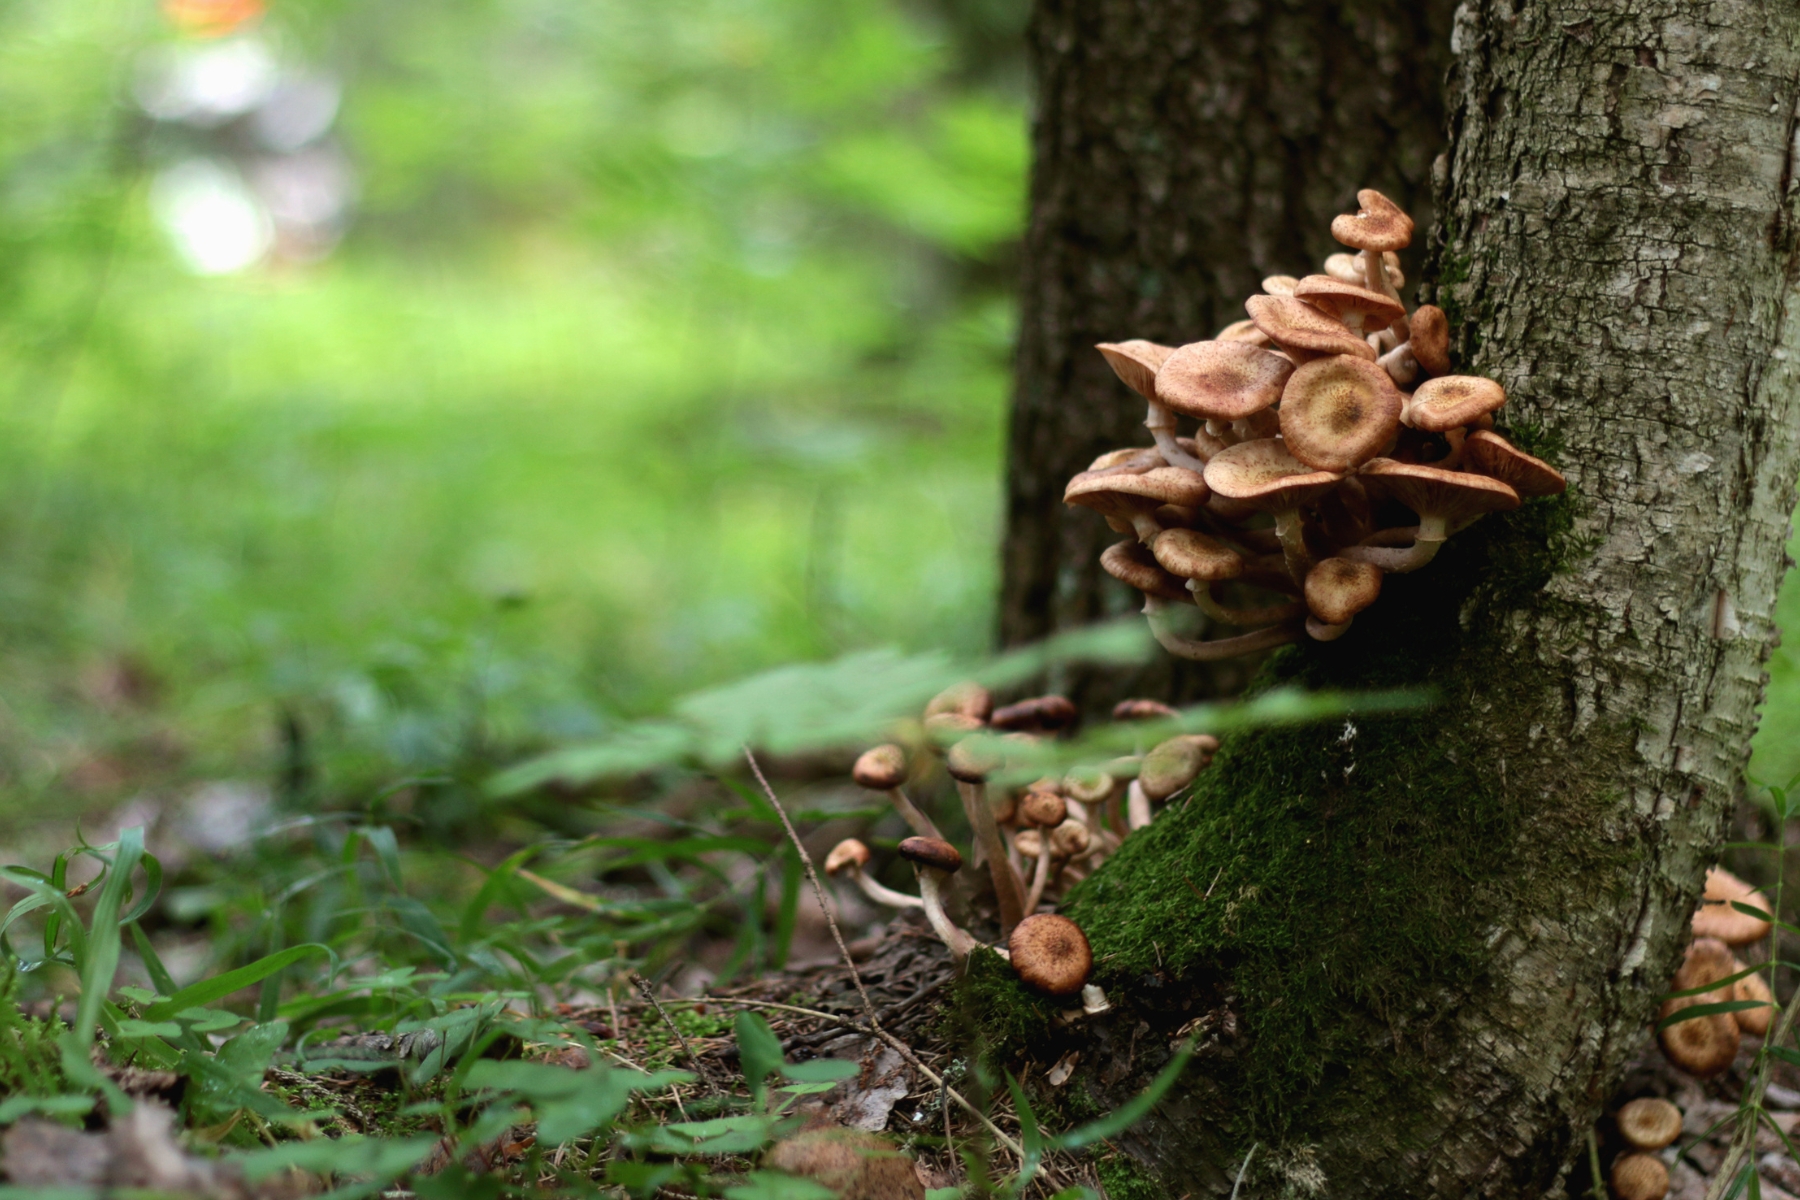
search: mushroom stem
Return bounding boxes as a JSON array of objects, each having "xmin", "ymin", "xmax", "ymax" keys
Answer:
[
  {"xmin": 1305, "ymin": 615, "xmax": 1353, "ymax": 642},
  {"xmin": 1126, "ymin": 779, "xmax": 1153, "ymax": 830},
  {"xmin": 1128, "ymin": 510, "xmax": 1164, "ymax": 544},
  {"xmin": 958, "ymin": 779, "xmax": 1028, "ymax": 934},
  {"xmin": 1437, "ymin": 427, "xmax": 1468, "ymax": 471},
  {"xmin": 1143, "ymin": 596, "xmax": 1304, "ymax": 661},
  {"xmin": 886, "ymin": 788, "xmax": 943, "ymax": 840},
  {"xmin": 1361, "ymin": 248, "xmax": 1411, "ymax": 341},
  {"xmin": 1377, "ymin": 340, "xmax": 1419, "ymax": 387},
  {"xmin": 849, "ymin": 865, "xmax": 925, "ymax": 909},
  {"xmin": 1340, "ymin": 516, "xmax": 1449, "ymax": 573},
  {"xmin": 1187, "ymin": 580, "xmax": 1306, "ymax": 627},
  {"xmin": 1024, "ymin": 841, "xmax": 1054, "ymax": 912},
  {"xmin": 1271, "ymin": 508, "xmax": 1315, "ymax": 584},
  {"xmin": 1144, "ymin": 401, "xmax": 1210, "ymax": 474},
  {"xmin": 912, "ymin": 868, "xmax": 979, "ymax": 960}
]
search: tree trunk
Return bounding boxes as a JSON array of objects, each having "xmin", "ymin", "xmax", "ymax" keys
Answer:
[
  {"xmin": 1032, "ymin": 2, "xmax": 1800, "ymax": 1197},
  {"xmin": 1002, "ymin": 0, "xmax": 1456, "ymax": 707}
]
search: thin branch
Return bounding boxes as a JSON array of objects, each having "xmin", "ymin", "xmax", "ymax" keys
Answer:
[{"xmin": 630, "ymin": 972, "xmax": 710, "ymax": 1092}]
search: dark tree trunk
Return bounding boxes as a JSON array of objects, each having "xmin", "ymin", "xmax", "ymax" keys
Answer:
[
  {"xmin": 1003, "ymin": 0, "xmax": 1457, "ymax": 707},
  {"xmin": 1010, "ymin": 1, "xmax": 1800, "ymax": 1197}
]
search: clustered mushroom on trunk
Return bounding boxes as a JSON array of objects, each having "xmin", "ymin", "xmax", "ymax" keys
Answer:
[
  {"xmin": 822, "ymin": 683, "xmax": 1213, "ymax": 1010},
  {"xmin": 1065, "ymin": 189, "xmax": 1567, "ymax": 660}
]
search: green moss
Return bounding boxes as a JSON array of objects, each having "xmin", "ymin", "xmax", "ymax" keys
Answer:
[
  {"xmin": 1096, "ymin": 1148, "xmax": 1167, "ymax": 1200},
  {"xmin": 1058, "ymin": 495, "xmax": 1634, "ymax": 1145},
  {"xmin": 947, "ymin": 947, "xmax": 1057, "ymax": 1063},
  {"xmin": 0, "ymin": 974, "xmax": 68, "ymax": 1102}
]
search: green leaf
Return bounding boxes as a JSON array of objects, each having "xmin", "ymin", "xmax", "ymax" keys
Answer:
[
  {"xmin": 1656, "ymin": 1001, "xmax": 1769, "ymax": 1029},
  {"xmin": 126, "ymin": 924, "xmax": 178, "ymax": 999},
  {"xmin": 143, "ymin": 945, "xmax": 330, "ymax": 1021},
  {"xmin": 735, "ymin": 1011, "xmax": 785, "ymax": 1106},
  {"xmin": 781, "ymin": 1058, "xmax": 858, "ymax": 1083},
  {"xmin": 1662, "ymin": 962, "xmax": 1771, "ymax": 1000},
  {"xmin": 235, "ymin": 1134, "xmax": 439, "ymax": 1183},
  {"xmin": 0, "ymin": 1093, "xmax": 96, "ymax": 1123},
  {"xmin": 725, "ymin": 1171, "xmax": 837, "ymax": 1200},
  {"xmin": 73, "ymin": 826, "xmax": 144, "ymax": 1052},
  {"xmin": 114, "ymin": 1019, "xmax": 182, "ymax": 1039},
  {"xmin": 1050, "ymin": 1042, "xmax": 1192, "ymax": 1151}
]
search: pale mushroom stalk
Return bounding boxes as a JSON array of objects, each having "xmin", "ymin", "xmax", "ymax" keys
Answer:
[
  {"xmin": 1144, "ymin": 401, "xmax": 1211, "ymax": 474},
  {"xmin": 1186, "ymin": 579, "xmax": 1305, "ymax": 627},
  {"xmin": 1142, "ymin": 596, "xmax": 1304, "ymax": 661},
  {"xmin": 1359, "ymin": 249, "xmax": 1411, "ymax": 342},
  {"xmin": 1340, "ymin": 519, "xmax": 1449, "ymax": 574},
  {"xmin": 1271, "ymin": 506, "xmax": 1316, "ymax": 584},
  {"xmin": 1305, "ymin": 615, "xmax": 1353, "ymax": 642},
  {"xmin": 1023, "ymin": 841, "xmax": 1054, "ymax": 913},
  {"xmin": 1376, "ymin": 340, "xmax": 1419, "ymax": 387},
  {"xmin": 957, "ymin": 779, "xmax": 1028, "ymax": 934},
  {"xmin": 912, "ymin": 865, "xmax": 978, "ymax": 960},
  {"xmin": 885, "ymin": 788, "xmax": 942, "ymax": 840},
  {"xmin": 1126, "ymin": 779, "xmax": 1153, "ymax": 830},
  {"xmin": 846, "ymin": 864, "xmax": 925, "ymax": 909}
]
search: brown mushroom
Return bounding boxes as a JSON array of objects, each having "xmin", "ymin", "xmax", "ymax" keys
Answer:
[
  {"xmin": 1464, "ymin": 431, "xmax": 1567, "ymax": 498},
  {"xmin": 1278, "ymin": 354, "xmax": 1406, "ymax": 473},
  {"xmin": 991, "ymin": 695, "xmax": 1079, "ymax": 734},
  {"xmin": 1008, "ymin": 913, "xmax": 1093, "ymax": 996},
  {"xmin": 1098, "ymin": 340, "xmax": 1212, "ymax": 474},
  {"xmin": 1100, "ymin": 538, "xmax": 1192, "ymax": 601},
  {"xmin": 1260, "ymin": 274, "xmax": 1300, "ymax": 296},
  {"xmin": 1291, "ymin": 276, "xmax": 1406, "ymax": 339},
  {"xmin": 1203, "ymin": 438, "xmax": 1345, "ymax": 584},
  {"xmin": 824, "ymin": 839, "xmax": 924, "ymax": 911},
  {"xmin": 1155, "ymin": 340, "xmax": 1294, "ymax": 440},
  {"xmin": 925, "ymin": 682, "xmax": 992, "ymax": 723},
  {"xmin": 1065, "ymin": 466, "xmax": 1210, "ymax": 544},
  {"xmin": 1152, "ymin": 529, "xmax": 1303, "ymax": 627},
  {"xmin": 1693, "ymin": 866, "xmax": 1774, "ymax": 945},
  {"xmin": 1111, "ymin": 699, "xmax": 1178, "ymax": 722},
  {"xmin": 1245, "ymin": 295, "xmax": 1376, "ymax": 363},
  {"xmin": 1404, "ymin": 375, "xmax": 1507, "ymax": 433},
  {"xmin": 851, "ymin": 744, "xmax": 942, "ymax": 840},
  {"xmin": 1657, "ymin": 937, "xmax": 1741, "ymax": 1077},
  {"xmin": 1616, "ymin": 1098, "xmax": 1682, "ymax": 1151},
  {"xmin": 1139, "ymin": 734, "xmax": 1217, "ymax": 802},
  {"xmin": 1408, "ymin": 305, "xmax": 1451, "ymax": 376},
  {"xmin": 1341, "ymin": 460, "xmax": 1520, "ymax": 573},
  {"xmin": 1215, "ymin": 317, "xmax": 1274, "ymax": 346},
  {"xmin": 1609, "ymin": 1153, "xmax": 1669, "ymax": 1200},
  {"xmin": 897, "ymin": 837, "xmax": 978, "ymax": 960},
  {"xmin": 1329, "ymin": 188, "xmax": 1414, "ymax": 306},
  {"xmin": 1303, "ymin": 557, "xmax": 1383, "ymax": 642},
  {"xmin": 1731, "ymin": 960, "xmax": 1774, "ymax": 1036},
  {"xmin": 945, "ymin": 738, "xmax": 1028, "ymax": 934}
]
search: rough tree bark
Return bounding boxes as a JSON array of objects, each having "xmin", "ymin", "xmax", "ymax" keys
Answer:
[
  {"xmin": 1003, "ymin": 0, "xmax": 1456, "ymax": 706},
  {"xmin": 1008, "ymin": 2, "xmax": 1800, "ymax": 1197}
]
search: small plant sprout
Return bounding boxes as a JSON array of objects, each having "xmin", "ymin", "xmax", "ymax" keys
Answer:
[
  {"xmin": 850, "ymin": 743, "xmax": 941, "ymax": 839},
  {"xmin": 823, "ymin": 839, "xmax": 922, "ymax": 910},
  {"xmin": 897, "ymin": 836, "xmax": 978, "ymax": 960},
  {"xmin": 1008, "ymin": 913, "xmax": 1093, "ymax": 997},
  {"xmin": 1071, "ymin": 189, "xmax": 1564, "ymax": 660}
]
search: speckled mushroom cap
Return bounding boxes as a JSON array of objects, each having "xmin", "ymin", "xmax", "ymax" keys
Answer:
[
  {"xmin": 1291, "ymin": 275, "xmax": 1406, "ymax": 332},
  {"xmin": 1216, "ymin": 318, "xmax": 1274, "ymax": 346},
  {"xmin": 1329, "ymin": 188, "xmax": 1415, "ymax": 252},
  {"xmin": 1358, "ymin": 459, "xmax": 1521, "ymax": 528},
  {"xmin": 852, "ymin": 744, "xmax": 908, "ymax": 791},
  {"xmin": 825, "ymin": 838, "xmax": 872, "ymax": 875},
  {"xmin": 1063, "ymin": 765, "xmax": 1115, "ymax": 804},
  {"xmin": 945, "ymin": 737, "xmax": 1002, "ymax": 783},
  {"xmin": 1245, "ymin": 295, "xmax": 1377, "ymax": 362},
  {"xmin": 1139, "ymin": 734, "xmax": 1216, "ymax": 801},
  {"xmin": 1733, "ymin": 961, "xmax": 1774, "ymax": 1036},
  {"xmin": 1020, "ymin": 790, "xmax": 1068, "ymax": 827},
  {"xmin": 897, "ymin": 836, "xmax": 963, "ymax": 874},
  {"xmin": 1260, "ymin": 274, "xmax": 1299, "ymax": 296},
  {"xmin": 1152, "ymin": 528, "xmax": 1245, "ymax": 582},
  {"xmin": 1616, "ymin": 1098, "xmax": 1683, "ymax": 1151},
  {"xmin": 1609, "ymin": 1154, "xmax": 1669, "ymax": 1200},
  {"xmin": 1464, "ymin": 431, "xmax": 1567, "ymax": 498},
  {"xmin": 1279, "ymin": 355, "xmax": 1406, "ymax": 472},
  {"xmin": 1305, "ymin": 558, "xmax": 1384, "ymax": 625},
  {"xmin": 1204, "ymin": 439, "xmax": 1344, "ymax": 513},
  {"xmin": 1409, "ymin": 305, "xmax": 1452, "ymax": 376},
  {"xmin": 1658, "ymin": 937, "xmax": 1742, "ymax": 1077},
  {"xmin": 1008, "ymin": 913, "xmax": 1093, "ymax": 996},
  {"xmin": 1085, "ymin": 446, "xmax": 1163, "ymax": 475},
  {"xmin": 1693, "ymin": 866, "xmax": 1773, "ymax": 945},
  {"xmin": 1155, "ymin": 340, "xmax": 1295, "ymax": 421},
  {"xmin": 764, "ymin": 1128, "xmax": 924, "ymax": 1200},
  {"xmin": 1100, "ymin": 539, "xmax": 1191, "ymax": 600},
  {"xmin": 1405, "ymin": 375, "xmax": 1507, "ymax": 432},
  {"xmin": 1096, "ymin": 340, "xmax": 1175, "ymax": 400},
  {"xmin": 1065, "ymin": 466, "xmax": 1210, "ymax": 517}
]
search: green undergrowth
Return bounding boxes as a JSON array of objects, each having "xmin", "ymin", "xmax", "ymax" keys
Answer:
[
  {"xmin": 1064, "ymin": 494, "xmax": 1629, "ymax": 1145},
  {"xmin": 949, "ymin": 948, "xmax": 1058, "ymax": 1063},
  {"xmin": 0, "ymin": 975, "xmax": 66, "ymax": 1101}
]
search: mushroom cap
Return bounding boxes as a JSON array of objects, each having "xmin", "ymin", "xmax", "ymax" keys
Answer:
[
  {"xmin": 1694, "ymin": 866, "xmax": 1773, "ymax": 945},
  {"xmin": 1733, "ymin": 962, "xmax": 1774, "ymax": 1036},
  {"xmin": 946, "ymin": 737, "xmax": 1002, "ymax": 783},
  {"xmin": 1049, "ymin": 818, "xmax": 1092, "ymax": 859},
  {"xmin": 1261, "ymin": 274, "xmax": 1299, "ymax": 296},
  {"xmin": 1008, "ymin": 913, "xmax": 1093, "ymax": 996},
  {"xmin": 764, "ymin": 1127, "xmax": 924, "ymax": 1200},
  {"xmin": 1291, "ymin": 275, "xmax": 1407, "ymax": 330},
  {"xmin": 1014, "ymin": 828, "xmax": 1044, "ymax": 858},
  {"xmin": 1406, "ymin": 375, "xmax": 1507, "ymax": 432},
  {"xmin": 852, "ymin": 744, "xmax": 909, "ymax": 791},
  {"xmin": 1658, "ymin": 937, "xmax": 1742, "ymax": 1077},
  {"xmin": 1323, "ymin": 253, "xmax": 1366, "ymax": 284},
  {"xmin": 1065, "ymin": 465, "xmax": 1210, "ymax": 517},
  {"xmin": 1616, "ymin": 1098, "xmax": 1683, "ymax": 1151},
  {"xmin": 825, "ymin": 838, "xmax": 872, "ymax": 875},
  {"xmin": 924, "ymin": 711, "xmax": 984, "ymax": 740},
  {"xmin": 991, "ymin": 695, "xmax": 1079, "ymax": 734},
  {"xmin": 897, "ymin": 836, "xmax": 963, "ymax": 874},
  {"xmin": 1279, "ymin": 355, "xmax": 1406, "ymax": 472},
  {"xmin": 1203, "ymin": 439, "xmax": 1344, "ymax": 511},
  {"xmin": 1086, "ymin": 446, "xmax": 1162, "ymax": 474},
  {"xmin": 1112, "ymin": 698, "xmax": 1180, "ymax": 722},
  {"xmin": 1152, "ymin": 529, "xmax": 1246, "ymax": 583},
  {"xmin": 1100, "ymin": 539, "xmax": 1191, "ymax": 600},
  {"xmin": 1329, "ymin": 188, "xmax": 1415, "ymax": 252},
  {"xmin": 1671, "ymin": 936, "xmax": 1738, "ymax": 995},
  {"xmin": 1358, "ymin": 459, "xmax": 1521, "ymax": 527},
  {"xmin": 926, "ymin": 681, "xmax": 992, "ymax": 723},
  {"xmin": 1305, "ymin": 558, "xmax": 1383, "ymax": 625},
  {"xmin": 1139, "ymin": 734, "xmax": 1216, "ymax": 801},
  {"xmin": 1063, "ymin": 766, "xmax": 1116, "ymax": 804},
  {"xmin": 1096, "ymin": 341, "xmax": 1175, "ymax": 400},
  {"xmin": 1409, "ymin": 305, "xmax": 1451, "ymax": 376},
  {"xmin": 1020, "ymin": 790, "xmax": 1068, "ymax": 827},
  {"xmin": 1245, "ymin": 295, "xmax": 1377, "ymax": 362},
  {"xmin": 1216, "ymin": 318, "xmax": 1274, "ymax": 346},
  {"xmin": 1464, "ymin": 431, "xmax": 1567, "ymax": 498},
  {"xmin": 1155, "ymin": 340, "xmax": 1295, "ymax": 421},
  {"xmin": 1609, "ymin": 1153, "xmax": 1669, "ymax": 1200}
]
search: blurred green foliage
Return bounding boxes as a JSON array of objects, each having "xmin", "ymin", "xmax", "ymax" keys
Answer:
[{"xmin": 0, "ymin": 0, "xmax": 1027, "ymax": 822}]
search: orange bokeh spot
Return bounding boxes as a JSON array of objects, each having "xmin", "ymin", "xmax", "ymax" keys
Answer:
[{"xmin": 161, "ymin": 0, "xmax": 266, "ymax": 38}]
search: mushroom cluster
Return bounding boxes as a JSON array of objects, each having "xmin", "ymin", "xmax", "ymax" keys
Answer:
[
  {"xmin": 1656, "ymin": 867, "xmax": 1774, "ymax": 1078},
  {"xmin": 1066, "ymin": 189, "xmax": 1566, "ymax": 659},
  {"xmin": 1608, "ymin": 1097, "xmax": 1682, "ymax": 1200},
  {"xmin": 823, "ymin": 683, "xmax": 1214, "ymax": 1008}
]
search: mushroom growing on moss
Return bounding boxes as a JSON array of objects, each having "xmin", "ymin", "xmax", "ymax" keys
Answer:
[{"xmin": 1008, "ymin": 913, "xmax": 1093, "ymax": 996}]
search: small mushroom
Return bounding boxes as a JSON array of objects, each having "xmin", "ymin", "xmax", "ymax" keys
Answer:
[
  {"xmin": 1693, "ymin": 866, "xmax": 1774, "ymax": 945},
  {"xmin": 1260, "ymin": 274, "xmax": 1299, "ymax": 296},
  {"xmin": 897, "ymin": 837, "xmax": 978, "ymax": 960},
  {"xmin": 1066, "ymin": 466, "xmax": 1211, "ymax": 544},
  {"xmin": 1203, "ymin": 439, "xmax": 1344, "ymax": 584},
  {"xmin": 1341, "ymin": 460, "xmax": 1520, "ymax": 573},
  {"xmin": 1100, "ymin": 539, "xmax": 1192, "ymax": 601},
  {"xmin": 1139, "ymin": 734, "xmax": 1217, "ymax": 802},
  {"xmin": 1408, "ymin": 305, "xmax": 1451, "ymax": 376},
  {"xmin": 1278, "ymin": 354, "xmax": 1406, "ymax": 474},
  {"xmin": 1153, "ymin": 529, "xmax": 1303, "ymax": 628},
  {"xmin": 1303, "ymin": 558, "xmax": 1383, "ymax": 642},
  {"xmin": 1111, "ymin": 699, "xmax": 1178, "ymax": 722},
  {"xmin": 1328, "ymin": 189, "xmax": 1414, "ymax": 324},
  {"xmin": 1403, "ymin": 375, "xmax": 1507, "ymax": 433},
  {"xmin": 991, "ymin": 694, "xmax": 1079, "ymax": 734},
  {"xmin": 851, "ymin": 745, "xmax": 942, "ymax": 840},
  {"xmin": 1616, "ymin": 1097, "xmax": 1682, "ymax": 1151},
  {"xmin": 1155, "ymin": 340, "xmax": 1294, "ymax": 443},
  {"xmin": 1609, "ymin": 1153, "xmax": 1669, "ymax": 1200},
  {"xmin": 946, "ymin": 738, "xmax": 1028, "ymax": 934},
  {"xmin": 1244, "ymin": 294, "xmax": 1376, "ymax": 363},
  {"xmin": 1215, "ymin": 317, "xmax": 1274, "ymax": 347},
  {"xmin": 825, "ymin": 839, "xmax": 924, "ymax": 911},
  {"xmin": 1008, "ymin": 913, "xmax": 1093, "ymax": 996},
  {"xmin": 1081, "ymin": 982, "xmax": 1112, "ymax": 1015},
  {"xmin": 1290, "ymin": 276, "xmax": 1406, "ymax": 340},
  {"xmin": 1097, "ymin": 340, "xmax": 1211, "ymax": 474},
  {"xmin": 1463, "ymin": 431, "xmax": 1567, "ymax": 498},
  {"xmin": 925, "ymin": 681, "xmax": 992, "ymax": 723},
  {"xmin": 1726, "ymin": 953, "xmax": 1775, "ymax": 1035},
  {"xmin": 1657, "ymin": 937, "xmax": 1741, "ymax": 1077}
]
